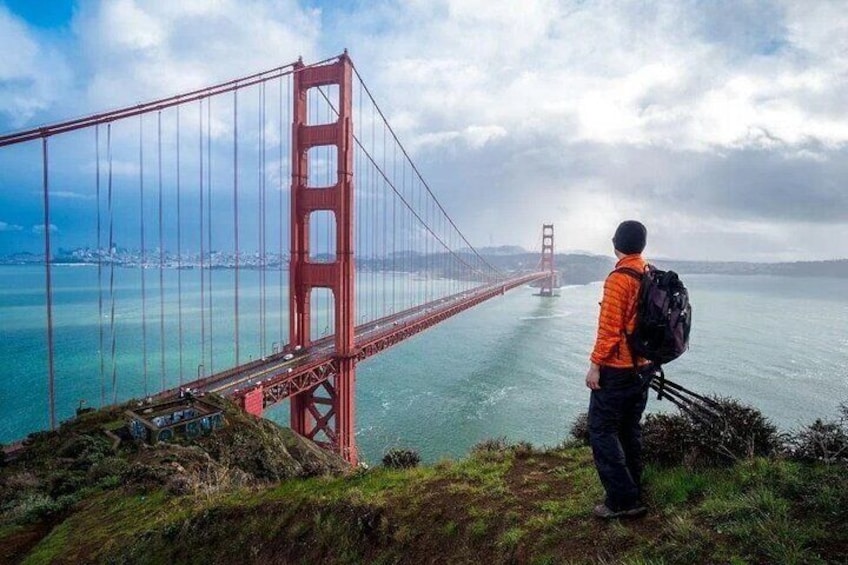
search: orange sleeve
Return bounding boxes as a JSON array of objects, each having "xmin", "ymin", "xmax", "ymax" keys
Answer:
[{"xmin": 590, "ymin": 273, "xmax": 630, "ymax": 365}]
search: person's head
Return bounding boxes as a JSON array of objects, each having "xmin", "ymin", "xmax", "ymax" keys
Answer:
[{"xmin": 612, "ymin": 220, "xmax": 647, "ymax": 258}]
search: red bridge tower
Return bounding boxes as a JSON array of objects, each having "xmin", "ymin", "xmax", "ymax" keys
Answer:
[
  {"xmin": 539, "ymin": 224, "xmax": 556, "ymax": 297},
  {"xmin": 289, "ymin": 53, "xmax": 358, "ymax": 464}
]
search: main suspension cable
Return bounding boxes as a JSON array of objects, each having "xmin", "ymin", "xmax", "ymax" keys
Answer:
[
  {"xmin": 314, "ymin": 86, "xmax": 499, "ymax": 282},
  {"xmin": 349, "ymin": 63, "xmax": 504, "ymax": 278}
]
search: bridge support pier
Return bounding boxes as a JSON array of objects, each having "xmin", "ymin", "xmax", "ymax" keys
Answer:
[
  {"xmin": 289, "ymin": 52, "xmax": 358, "ymax": 465},
  {"xmin": 241, "ymin": 386, "xmax": 264, "ymax": 417}
]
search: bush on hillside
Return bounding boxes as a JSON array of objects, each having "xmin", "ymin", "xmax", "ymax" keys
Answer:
[
  {"xmin": 789, "ymin": 403, "xmax": 848, "ymax": 465},
  {"xmin": 789, "ymin": 419, "xmax": 848, "ymax": 464},
  {"xmin": 381, "ymin": 448, "xmax": 420, "ymax": 469},
  {"xmin": 567, "ymin": 395, "xmax": 782, "ymax": 467},
  {"xmin": 641, "ymin": 413, "xmax": 691, "ymax": 466},
  {"xmin": 688, "ymin": 396, "xmax": 781, "ymax": 465},
  {"xmin": 471, "ymin": 437, "xmax": 537, "ymax": 461},
  {"xmin": 472, "ymin": 437, "xmax": 511, "ymax": 454},
  {"xmin": 569, "ymin": 412, "xmax": 590, "ymax": 446},
  {"xmin": 512, "ymin": 440, "xmax": 534, "ymax": 459}
]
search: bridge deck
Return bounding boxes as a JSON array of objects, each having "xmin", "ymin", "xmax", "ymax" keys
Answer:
[{"xmin": 168, "ymin": 271, "xmax": 549, "ymax": 410}]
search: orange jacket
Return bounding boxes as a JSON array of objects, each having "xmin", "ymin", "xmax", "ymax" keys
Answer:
[{"xmin": 590, "ymin": 254, "xmax": 649, "ymax": 368}]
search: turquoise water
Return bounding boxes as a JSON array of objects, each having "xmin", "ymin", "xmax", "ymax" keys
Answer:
[{"xmin": 1, "ymin": 266, "xmax": 846, "ymax": 463}]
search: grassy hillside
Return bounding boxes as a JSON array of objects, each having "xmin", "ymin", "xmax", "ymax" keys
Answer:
[{"xmin": 1, "ymin": 396, "xmax": 847, "ymax": 564}]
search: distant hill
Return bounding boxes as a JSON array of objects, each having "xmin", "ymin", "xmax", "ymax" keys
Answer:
[
  {"xmin": 477, "ymin": 253, "xmax": 848, "ymax": 284},
  {"xmin": 653, "ymin": 258, "xmax": 848, "ymax": 279},
  {"xmin": 460, "ymin": 245, "xmax": 528, "ymax": 256}
]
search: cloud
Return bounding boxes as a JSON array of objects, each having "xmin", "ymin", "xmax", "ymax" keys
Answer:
[
  {"xmin": 71, "ymin": 0, "xmax": 321, "ymax": 112},
  {"xmin": 0, "ymin": 6, "xmax": 72, "ymax": 129},
  {"xmin": 32, "ymin": 224, "xmax": 59, "ymax": 234},
  {"xmin": 349, "ymin": 1, "xmax": 848, "ymax": 152},
  {"xmin": 331, "ymin": 0, "xmax": 848, "ymax": 259},
  {"xmin": 36, "ymin": 190, "xmax": 95, "ymax": 201},
  {"xmin": 0, "ymin": 221, "xmax": 24, "ymax": 232},
  {"xmin": 2, "ymin": 1, "xmax": 848, "ymax": 261}
]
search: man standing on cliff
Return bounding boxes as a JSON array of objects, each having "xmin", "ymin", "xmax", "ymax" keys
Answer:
[{"xmin": 586, "ymin": 220, "xmax": 653, "ymax": 519}]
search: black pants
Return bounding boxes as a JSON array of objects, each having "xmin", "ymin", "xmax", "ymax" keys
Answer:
[{"xmin": 588, "ymin": 365, "xmax": 653, "ymax": 511}]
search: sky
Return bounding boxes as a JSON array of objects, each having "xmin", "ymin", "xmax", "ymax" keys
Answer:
[{"xmin": 1, "ymin": 0, "xmax": 847, "ymax": 262}]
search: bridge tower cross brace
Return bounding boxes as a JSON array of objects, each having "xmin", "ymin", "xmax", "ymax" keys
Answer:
[
  {"xmin": 289, "ymin": 54, "xmax": 358, "ymax": 465},
  {"xmin": 539, "ymin": 224, "xmax": 556, "ymax": 296}
]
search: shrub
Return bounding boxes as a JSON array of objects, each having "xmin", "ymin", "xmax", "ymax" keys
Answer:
[
  {"xmin": 689, "ymin": 396, "xmax": 781, "ymax": 464},
  {"xmin": 120, "ymin": 463, "xmax": 171, "ymax": 489},
  {"xmin": 381, "ymin": 448, "xmax": 420, "ymax": 469},
  {"xmin": 512, "ymin": 441, "xmax": 534, "ymax": 459},
  {"xmin": 12, "ymin": 492, "xmax": 58, "ymax": 523},
  {"xmin": 88, "ymin": 456, "xmax": 130, "ymax": 482},
  {"xmin": 48, "ymin": 471, "xmax": 87, "ymax": 498},
  {"xmin": 642, "ymin": 413, "xmax": 691, "ymax": 467},
  {"xmin": 165, "ymin": 475, "xmax": 193, "ymax": 496},
  {"xmin": 789, "ymin": 414, "xmax": 848, "ymax": 465},
  {"xmin": 569, "ymin": 396, "xmax": 782, "ymax": 467},
  {"xmin": 569, "ymin": 412, "xmax": 590, "ymax": 446},
  {"xmin": 58, "ymin": 434, "xmax": 111, "ymax": 460},
  {"xmin": 472, "ymin": 437, "xmax": 510, "ymax": 454}
]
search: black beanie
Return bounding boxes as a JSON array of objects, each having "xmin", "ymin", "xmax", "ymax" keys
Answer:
[{"xmin": 613, "ymin": 220, "xmax": 647, "ymax": 254}]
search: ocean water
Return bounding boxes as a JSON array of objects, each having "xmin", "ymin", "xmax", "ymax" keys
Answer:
[{"xmin": 1, "ymin": 266, "xmax": 846, "ymax": 463}]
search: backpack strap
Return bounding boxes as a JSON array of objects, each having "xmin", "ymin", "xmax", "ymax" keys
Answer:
[
  {"xmin": 615, "ymin": 267, "xmax": 643, "ymax": 282},
  {"xmin": 611, "ymin": 267, "xmax": 645, "ymax": 374}
]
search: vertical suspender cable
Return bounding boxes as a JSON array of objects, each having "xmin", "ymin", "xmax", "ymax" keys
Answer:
[
  {"xmin": 278, "ymin": 75, "xmax": 285, "ymax": 345},
  {"xmin": 233, "ymin": 88, "xmax": 240, "ymax": 366},
  {"xmin": 139, "ymin": 115, "xmax": 149, "ymax": 397},
  {"xmin": 356, "ymin": 82, "xmax": 363, "ymax": 323},
  {"xmin": 258, "ymin": 84, "xmax": 265, "ymax": 355},
  {"xmin": 382, "ymin": 123, "xmax": 387, "ymax": 316},
  {"xmin": 176, "ymin": 106, "xmax": 185, "ymax": 385},
  {"xmin": 207, "ymin": 99, "xmax": 214, "ymax": 374},
  {"xmin": 157, "ymin": 113, "xmax": 166, "ymax": 390},
  {"xmin": 392, "ymin": 142, "xmax": 396, "ymax": 314},
  {"xmin": 42, "ymin": 136, "xmax": 56, "ymax": 429},
  {"xmin": 286, "ymin": 75, "xmax": 291, "ymax": 342},
  {"xmin": 400, "ymin": 158, "xmax": 405, "ymax": 310},
  {"xmin": 107, "ymin": 124, "xmax": 118, "ymax": 403},
  {"xmin": 414, "ymin": 175, "xmax": 420, "ymax": 306},
  {"xmin": 96, "ymin": 126, "xmax": 105, "ymax": 406},
  {"xmin": 199, "ymin": 100, "xmax": 206, "ymax": 376},
  {"xmin": 325, "ymin": 93, "xmax": 331, "ymax": 334},
  {"xmin": 371, "ymin": 100, "xmax": 377, "ymax": 321},
  {"xmin": 261, "ymin": 82, "xmax": 267, "ymax": 355},
  {"xmin": 370, "ymin": 98, "xmax": 375, "ymax": 319}
]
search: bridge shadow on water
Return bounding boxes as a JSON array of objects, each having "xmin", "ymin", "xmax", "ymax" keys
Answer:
[{"xmin": 441, "ymin": 295, "xmax": 566, "ymax": 439}]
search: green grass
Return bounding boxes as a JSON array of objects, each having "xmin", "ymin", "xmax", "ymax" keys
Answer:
[
  {"xmin": 4, "ymin": 424, "xmax": 847, "ymax": 564},
  {"xmin": 498, "ymin": 526, "xmax": 525, "ymax": 549}
]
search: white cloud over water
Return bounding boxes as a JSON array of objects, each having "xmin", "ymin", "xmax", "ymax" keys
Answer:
[{"xmin": 0, "ymin": 221, "xmax": 24, "ymax": 232}]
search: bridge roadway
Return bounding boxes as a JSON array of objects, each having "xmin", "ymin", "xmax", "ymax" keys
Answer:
[{"xmin": 168, "ymin": 271, "xmax": 550, "ymax": 411}]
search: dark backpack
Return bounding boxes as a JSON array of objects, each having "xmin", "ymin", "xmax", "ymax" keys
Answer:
[{"xmin": 618, "ymin": 266, "xmax": 692, "ymax": 366}]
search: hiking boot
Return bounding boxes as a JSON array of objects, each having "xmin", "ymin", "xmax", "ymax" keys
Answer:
[{"xmin": 593, "ymin": 503, "xmax": 647, "ymax": 519}]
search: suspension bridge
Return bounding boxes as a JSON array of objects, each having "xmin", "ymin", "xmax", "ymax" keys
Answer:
[{"xmin": 0, "ymin": 52, "xmax": 556, "ymax": 464}]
